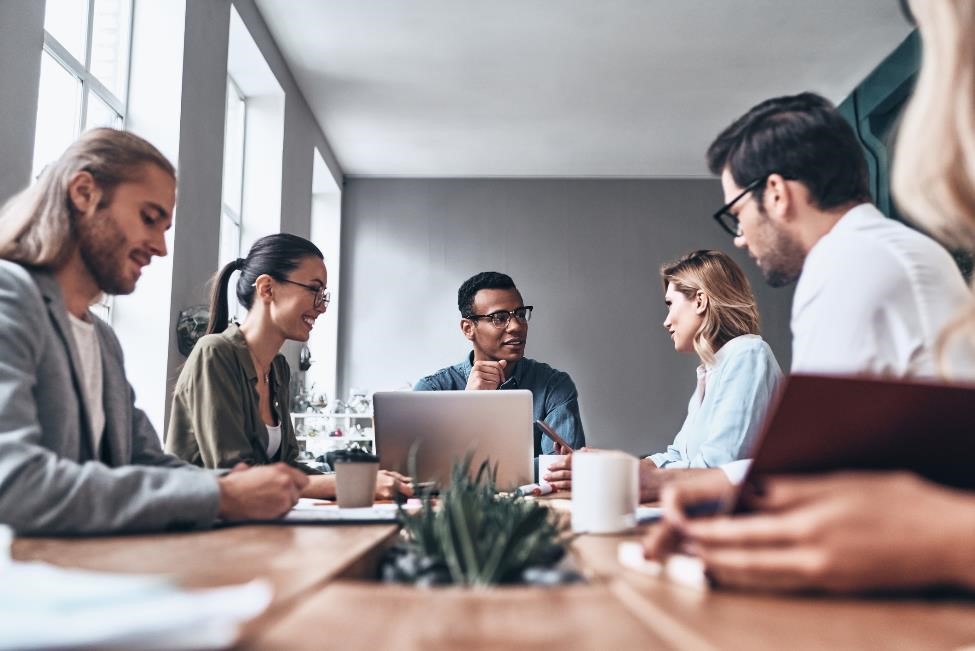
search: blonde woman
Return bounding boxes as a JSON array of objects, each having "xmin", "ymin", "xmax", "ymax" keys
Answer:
[
  {"xmin": 644, "ymin": 0, "xmax": 975, "ymax": 594},
  {"xmin": 545, "ymin": 250, "xmax": 782, "ymax": 497},
  {"xmin": 648, "ymin": 250, "xmax": 782, "ymax": 469}
]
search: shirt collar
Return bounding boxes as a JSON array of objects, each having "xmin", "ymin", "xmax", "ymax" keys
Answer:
[
  {"xmin": 706, "ymin": 333, "xmax": 761, "ymax": 371},
  {"xmin": 821, "ymin": 202, "xmax": 880, "ymax": 239},
  {"xmin": 221, "ymin": 323, "xmax": 284, "ymax": 385}
]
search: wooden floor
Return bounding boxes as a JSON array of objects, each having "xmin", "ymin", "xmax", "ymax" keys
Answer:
[{"xmin": 13, "ymin": 512, "xmax": 975, "ymax": 650}]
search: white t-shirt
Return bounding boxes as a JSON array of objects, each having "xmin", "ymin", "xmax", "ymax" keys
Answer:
[
  {"xmin": 68, "ymin": 313, "xmax": 105, "ymax": 455},
  {"xmin": 790, "ymin": 203, "xmax": 970, "ymax": 377},
  {"xmin": 266, "ymin": 423, "xmax": 282, "ymax": 459}
]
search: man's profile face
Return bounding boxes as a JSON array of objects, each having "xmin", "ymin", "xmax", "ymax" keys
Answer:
[
  {"xmin": 720, "ymin": 168, "xmax": 804, "ymax": 288},
  {"xmin": 75, "ymin": 163, "xmax": 175, "ymax": 295},
  {"xmin": 465, "ymin": 288, "xmax": 528, "ymax": 364}
]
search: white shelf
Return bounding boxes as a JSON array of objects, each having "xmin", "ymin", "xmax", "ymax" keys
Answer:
[{"xmin": 292, "ymin": 411, "xmax": 373, "ymax": 419}]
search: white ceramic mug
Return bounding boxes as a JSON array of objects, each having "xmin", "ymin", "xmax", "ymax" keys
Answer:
[
  {"xmin": 571, "ymin": 450, "xmax": 639, "ymax": 533},
  {"xmin": 334, "ymin": 457, "xmax": 379, "ymax": 508}
]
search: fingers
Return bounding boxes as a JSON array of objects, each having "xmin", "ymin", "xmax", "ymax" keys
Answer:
[
  {"xmin": 642, "ymin": 521, "xmax": 684, "ymax": 561},
  {"xmin": 553, "ymin": 442, "xmax": 572, "ymax": 455},
  {"xmin": 659, "ymin": 473, "xmax": 734, "ymax": 527},
  {"xmin": 230, "ymin": 462, "xmax": 250, "ymax": 473},
  {"xmin": 276, "ymin": 463, "xmax": 311, "ymax": 490},
  {"xmin": 380, "ymin": 470, "xmax": 411, "ymax": 483},
  {"xmin": 682, "ymin": 511, "xmax": 808, "ymax": 547},
  {"xmin": 543, "ymin": 469, "xmax": 572, "ymax": 482},
  {"xmin": 466, "ymin": 361, "xmax": 506, "ymax": 389},
  {"xmin": 547, "ymin": 479, "xmax": 572, "ymax": 491},
  {"xmin": 698, "ymin": 546, "xmax": 825, "ymax": 593},
  {"xmin": 546, "ymin": 457, "xmax": 572, "ymax": 471},
  {"xmin": 749, "ymin": 474, "xmax": 849, "ymax": 512}
]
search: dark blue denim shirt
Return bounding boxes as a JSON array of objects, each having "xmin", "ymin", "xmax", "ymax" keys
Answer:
[{"xmin": 413, "ymin": 352, "xmax": 586, "ymax": 455}]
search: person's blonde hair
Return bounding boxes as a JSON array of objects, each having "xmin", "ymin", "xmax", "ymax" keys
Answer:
[
  {"xmin": 0, "ymin": 128, "xmax": 175, "ymax": 269},
  {"xmin": 892, "ymin": 0, "xmax": 975, "ymax": 371},
  {"xmin": 661, "ymin": 249, "xmax": 760, "ymax": 365}
]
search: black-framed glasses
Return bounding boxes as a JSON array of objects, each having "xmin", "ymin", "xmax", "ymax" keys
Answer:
[
  {"xmin": 712, "ymin": 176, "xmax": 767, "ymax": 237},
  {"xmin": 280, "ymin": 279, "xmax": 331, "ymax": 309},
  {"xmin": 466, "ymin": 306, "xmax": 533, "ymax": 328}
]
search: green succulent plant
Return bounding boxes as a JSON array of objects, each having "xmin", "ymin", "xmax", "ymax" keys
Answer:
[{"xmin": 384, "ymin": 454, "xmax": 574, "ymax": 587}]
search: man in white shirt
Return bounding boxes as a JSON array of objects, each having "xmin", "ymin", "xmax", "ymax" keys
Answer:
[
  {"xmin": 706, "ymin": 92, "xmax": 968, "ymax": 484},
  {"xmin": 709, "ymin": 92, "xmax": 968, "ymax": 378}
]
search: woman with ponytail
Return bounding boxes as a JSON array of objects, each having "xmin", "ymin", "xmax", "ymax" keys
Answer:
[{"xmin": 166, "ymin": 233, "xmax": 411, "ymax": 499}]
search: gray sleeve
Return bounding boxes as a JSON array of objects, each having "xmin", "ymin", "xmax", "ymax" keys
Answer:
[{"xmin": 0, "ymin": 267, "xmax": 220, "ymax": 535}]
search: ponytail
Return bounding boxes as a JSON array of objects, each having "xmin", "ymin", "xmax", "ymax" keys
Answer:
[{"xmin": 205, "ymin": 258, "xmax": 244, "ymax": 335}]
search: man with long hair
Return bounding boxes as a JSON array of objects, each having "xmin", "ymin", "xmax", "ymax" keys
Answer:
[{"xmin": 0, "ymin": 129, "xmax": 307, "ymax": 534}]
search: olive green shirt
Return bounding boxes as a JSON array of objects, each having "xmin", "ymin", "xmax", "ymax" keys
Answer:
[{"xmin": 165, "ymin": 324, "xmax": 320, "ymax": 474}]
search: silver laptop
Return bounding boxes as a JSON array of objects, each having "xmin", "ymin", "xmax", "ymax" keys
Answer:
[{"xmin": 373, "ymin": 390, "xmax": 534, "ymax": 489}]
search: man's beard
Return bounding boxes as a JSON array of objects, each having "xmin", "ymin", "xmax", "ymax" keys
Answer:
[
  {"xmin": 75, "ymin": 210, "xmax": 134, "ymax": 295},
  {"xmin": 756, "ymin": 219, "xmax": 805, "ymax": 288}
]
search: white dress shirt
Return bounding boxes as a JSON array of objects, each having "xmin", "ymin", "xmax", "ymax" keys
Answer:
[{"xmin": 790, "ymin": 203, "xmax": 969, "ymax": 377}]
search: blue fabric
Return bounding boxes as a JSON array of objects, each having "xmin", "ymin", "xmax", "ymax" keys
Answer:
[
  {"xmin": 649, "ymin": 335, "xmax": 782, "ymax": 469},
  {"xmin": 413, "ymin": 353, "xmax": 586, "ymax": 454}
]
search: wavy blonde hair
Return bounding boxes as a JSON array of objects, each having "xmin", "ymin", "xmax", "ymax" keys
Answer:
[
  {"xmin": 661, "ymin": 250, "xmax": 760, "ymax": 365},
  {"xmin": 0, "ymin": 128, "xmax": 174, "ymax": 269},
  {"xmin": 892, "ymin": 0, "xmax": 975, "ymax": 371}
]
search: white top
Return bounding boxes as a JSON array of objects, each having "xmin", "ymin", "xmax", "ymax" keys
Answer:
[
  {"xmin": 68, "ymin": 313, "xmax": 105, "ymax": 455},
  {"xmin": 265, "ymin": 423, "xmax": 282, "ymax": 459},
  {"xmin": 790, "ymin": 203, "xmax": 970, "ymax": 377},
  {"xmin": 648, "ymin": 335, "xmax": 782, "ymax": 469}
]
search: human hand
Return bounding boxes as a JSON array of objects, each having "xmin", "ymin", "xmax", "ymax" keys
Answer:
[
  {"xmin": 669, "ymin": 472, "xmax": 975, "ymax": 593},
  {"xmin": 643, "ymin": 467, "xmax": 736, "ymax": 560},
  {"xmin": 217, "ymin": 463, "xmax": 309, "ymax": 520},
  {"xmin": 465, "ymin": 360, "xmax": 508, "ymax": 390},
  {"xmin": 376, "ymin": 470, "xmax": 413, "ymax": 499}
]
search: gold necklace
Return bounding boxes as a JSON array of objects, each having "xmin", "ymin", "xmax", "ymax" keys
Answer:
[{"xmin": 251, "ymin": 353, "xmax": 273, "ymax": 385}]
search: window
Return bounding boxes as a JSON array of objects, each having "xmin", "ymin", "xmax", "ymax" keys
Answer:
[
  {"xmin": 219, "ymin": 76, "xmax": 247, "ymax": 320},
  {"xmin": 34, "ymin": 0, "xmax": 133, "ymax": 324},
  {"xmin": 33, "ymin": 0, "xmax": 133, "ymax": 179}
]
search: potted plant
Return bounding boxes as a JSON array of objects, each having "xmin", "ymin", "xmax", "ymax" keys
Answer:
[{"xmin": 380, "ymin": 455, "xmax": 581, "ymax": 587}]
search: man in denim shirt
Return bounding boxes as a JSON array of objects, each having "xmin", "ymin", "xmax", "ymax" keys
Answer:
[{"xmin": 413, "ymin": 272, "xmax": 586, "ymax": 456}]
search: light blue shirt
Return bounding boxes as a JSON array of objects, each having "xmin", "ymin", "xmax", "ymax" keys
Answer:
[{"xmin": 649, "ymin": 335, "xmax": 782, "ymax": 469}]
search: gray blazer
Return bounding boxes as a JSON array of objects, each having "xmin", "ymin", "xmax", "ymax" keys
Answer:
[{"xmin": 0, "ymin": 261, "xmax": 220, "ymax": 535}]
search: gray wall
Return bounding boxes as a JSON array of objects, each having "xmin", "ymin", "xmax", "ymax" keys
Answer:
[
  {"xmin": 338, "ymin": 178, "xmax": 794, "ymax": 456},
  {"xmin": 0, "ymin": 0, "xmax": 44, "ymax": 201}
]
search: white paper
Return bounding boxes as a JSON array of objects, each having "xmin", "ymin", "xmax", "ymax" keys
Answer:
[{"xmin": 0, "ymin": 560, "xmax": 272, "ymax": 650}]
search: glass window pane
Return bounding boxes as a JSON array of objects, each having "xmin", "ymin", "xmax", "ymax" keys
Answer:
[
  {"xmin": 219, "ymin": 210, "xmax": 241, "ymax": 269},
  {"xmin": 32, "ymin": 52, "xmax": 83, "ymax": 179},
  {"xmin": 90, "ymin": 0, "xmax": 132, "ymax": 100},
  {"xmin": 44, "ymin": 0, "xmax": 90, "ymax": 64},
  {"xmin": 84, "ymin": 91, "xmax": 122, "ymax": 130},
  {"xmin": 222, "ymin": 80, "xmax": 246, "ymax": 215}
]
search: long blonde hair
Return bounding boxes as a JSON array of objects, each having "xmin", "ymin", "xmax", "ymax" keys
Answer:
[
  {"xmin": 0, "ymin": 128, "xmax": 175, "ymax": 269},
  {"xmin": 661, "ymin": 250, "xmax": 760, "ymax": 365},
  {"xmin": 892, "ymin": 0, "xmax": 975, "ymax": 369}
]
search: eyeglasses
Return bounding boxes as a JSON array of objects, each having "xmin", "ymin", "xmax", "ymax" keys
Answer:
[
  {"xmin": 466, "ymin": 306, "xmax": 533, "ymax": 328},
  {"xmin": 280, "ymin": 279, "xmax": 331, "ymax": 309},
  {"xmin": 712, "ymin": 176, "xmax": 768, "ymax": 237}
]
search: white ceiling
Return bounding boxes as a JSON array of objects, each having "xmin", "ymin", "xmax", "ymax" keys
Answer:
[{"xmin": 254, "ymin": 0, "xmax": 912, "ymax": 178}]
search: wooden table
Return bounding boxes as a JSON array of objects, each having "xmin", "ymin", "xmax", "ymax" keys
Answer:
[{"xmin": 13, "ymin": 516, "xmax": 975, "ymax": 650}]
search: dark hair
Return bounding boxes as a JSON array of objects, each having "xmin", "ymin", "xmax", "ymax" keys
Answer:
[
  {"xmin": 457, "ymin": 271, "xmax": 517, "ymax": 317},
  {"xmin": 706, "ymin": 92, "xmax": 872, "ymax": 211},
  {"xmin": 206, "ymin": 233, "xmax": 324, "ymax": 334}
]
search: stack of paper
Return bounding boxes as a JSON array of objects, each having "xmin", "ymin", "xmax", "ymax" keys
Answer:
[{"xmin": 0, "ymin": 526, "xmax": 272, "ymax": 650}]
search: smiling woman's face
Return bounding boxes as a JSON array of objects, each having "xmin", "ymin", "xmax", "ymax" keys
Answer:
[{"xmin": 663, "ymin": 282, "xmax": 704, "ymax": 354}]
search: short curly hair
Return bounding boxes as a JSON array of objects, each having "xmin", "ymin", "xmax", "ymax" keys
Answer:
[{"xmin": 458, "ymin": 271, "xmax": 518, "ymax": 317}]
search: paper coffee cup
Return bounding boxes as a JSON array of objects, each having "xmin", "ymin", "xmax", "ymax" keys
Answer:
[
  {"xmin": 571, "ymin": 450, "xmax": 639, "ymax": 534},
  {"xmin": 333, "ymin": 450, "xmax": 379, "ymax": 508}
]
